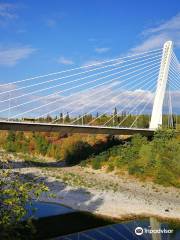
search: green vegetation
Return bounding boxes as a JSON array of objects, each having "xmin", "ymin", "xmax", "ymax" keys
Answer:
[
  {"xmin": 60, "ymin": 135, "xmax": 120, "ymax": 165},
  {"xmin": 82, "ymin": 130, "xmax": 180, "ymax": 187},
  {"xmin": 1, "ymin": 131, "xmax": 61, "ymax": 160},
  {"xmin": 0, "ymin": 131, "xmax": 120, "ymax": 165},
  {"xmin": 0, "ymin": 129, "xmax": 180, "ymax": 188},
  {"xmin": 0, "ymin": 128, "xmax": 180, "ymax": 237},
  {"xmin": 0, "ymin": 161, "xmax": 49, "ymax": 239}
]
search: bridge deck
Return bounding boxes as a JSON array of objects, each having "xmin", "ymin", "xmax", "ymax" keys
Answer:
[{"xmin": 0, "ymin": 121, "xmax": 155, "ymax": 136}]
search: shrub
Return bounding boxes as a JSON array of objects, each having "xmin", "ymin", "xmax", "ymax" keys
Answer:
[
  {"xmin": 85, "ymin": 130, "xmax": 180, "ymax": 187},
  {"xmin": 131, "ymin": 134, "xmax": 147, "ymax": 148},
  {"xmin": 61, "ymin": 140, "xmax": 93, "ymax": 165},
  {"xmin": 34, "ymin": 134, "xmax": 49, "ymax": 155},
  {"xmin": 155, "ymin": 166, "xmax": 178, "ymax": 187},
  {"xmin": 91, "ymin": 157, "xmax": 102, "ymax": 170},
  {"xmin": 47, "ymin": 144, "xmax": 61, "ymax": 160},
  {"xmin": 4, "ymin": 131, "xmax": 16, "ymax": 152},
  {"xmin": 106, "ymin": 162, "xmax": 115, "ymax": 172},
  {"xmin": 128, "ymin": 164, "xmax": 144, "ymax": 175},
  {"xmin": 0, "ymin": 162, "xmax": 49, "ymax": 239}
]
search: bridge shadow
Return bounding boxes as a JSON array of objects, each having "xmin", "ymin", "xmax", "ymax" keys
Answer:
[{"xmin": 19, "ymin": 171, "xmax": 104, "ymax": 213}]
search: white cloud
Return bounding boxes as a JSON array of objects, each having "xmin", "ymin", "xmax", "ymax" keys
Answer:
[
  {"xmin": 82, "ymin": 59, "xmax": 104, "ymax": 68},
  {"xmin": 2, "ymin": 78, "xmax": 180, "ymax": 119},
  {"xmin": 130, "ymin": 13, "xmax": 180, "ymax": 53},
  {"xmin": 57, "ymin": 56, "xmax": 74, "ymax": 65},
  {"xmin": 95, "ymin": 47, "xmax": 110, "ymax": 54},
  {"xmin": 0, "ymin": 46, "xmax": 36, "ymax": 66},
  {"xmin": 143, "ymin": 14, "xmax": 180, "ymax": 35},
  {"xmin": 34, "ymin": 81, "xmax": 155, "ymax": 117},
  {"xmin": 131, "ymin": 33, "xmax": 169, "ymax": 53},
  {"xmin": 0, "ymin": 83, "xmax": 17, "ymax": 91}
]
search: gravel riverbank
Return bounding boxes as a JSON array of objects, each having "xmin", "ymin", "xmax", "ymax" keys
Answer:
[{"xmin": 15, "ymin": 165, "xmax": 180, "ymax": 221}]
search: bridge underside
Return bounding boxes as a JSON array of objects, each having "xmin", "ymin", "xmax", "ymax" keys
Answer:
[{"xmin": 0, "ymin": 121, "xmax": 155, "ymax": 137}]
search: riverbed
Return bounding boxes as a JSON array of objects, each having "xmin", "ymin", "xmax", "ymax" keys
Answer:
[{"xmin": 14, "ymin": 165, "xmax": 180, "ymax": 222}]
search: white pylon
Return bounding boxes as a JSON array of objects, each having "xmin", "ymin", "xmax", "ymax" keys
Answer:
[{"xmin": 149, "ymin": 41, "xmax": 173, "ymax": 129}]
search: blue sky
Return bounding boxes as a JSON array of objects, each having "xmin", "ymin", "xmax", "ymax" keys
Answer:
[
  {"xmin": 0, "ymin": 0, "xmax": 180, "ymax": 80},
  {"xmin": 0, "ymin": 0, "xmax": 180, "ymax": 118}
]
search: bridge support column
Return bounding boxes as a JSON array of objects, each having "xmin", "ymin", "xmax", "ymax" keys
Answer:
[{"xmin": 149, "ymin": 41, "xmax": 173, "ymax": 130}]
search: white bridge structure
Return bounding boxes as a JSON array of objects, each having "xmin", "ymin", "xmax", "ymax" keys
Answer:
[{"xmin": 0, "ymin": 41, "xmax": 179, "ymax": 136}]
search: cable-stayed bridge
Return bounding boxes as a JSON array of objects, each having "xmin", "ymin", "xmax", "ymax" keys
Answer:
[{"xmin": 0, "ymin": 41, "xmax": 179, "ymax": 136}]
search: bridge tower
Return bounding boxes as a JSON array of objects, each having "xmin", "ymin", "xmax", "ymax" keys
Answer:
[{"xmin": 149, "ymin": 40, "xmax": 173, "ymax": 129}]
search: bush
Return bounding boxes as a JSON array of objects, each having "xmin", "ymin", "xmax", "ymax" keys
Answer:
[
  {"xmin": 0, "ymin": 162, "xmax": 49, "ymax": 239},
  {"xmin": 106, "ymin": 162, "xmax": 115, "ymax": 172},
  {"xmin": 92, "ymin": 158, "xmax": 102, "ymax": 170},
  {"xmin": 47, "ymin": 144, "xmax": 61, "ymax": 160},
  {"xmin": 34, "ymin": 135, "xmax": 49, "ymax": 155},
  {"xmin": 128, "ymin": 164, "xmax": 144, "ymax": 175},
  {"xmin": 85, "ymin": 130, "xmax": 180, "ymax": 187},
  {"xmin": 62, "ymin": 140, "xmax": 93, "ymax": 165},
  {"xmin": 155, "ymin": 166, "xmax": 178, "ymax": 187},
  {"xmin": 4, "ymin": 131, "xmax": 16, "ymax": 152}
]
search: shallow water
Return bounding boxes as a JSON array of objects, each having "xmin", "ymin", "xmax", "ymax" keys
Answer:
[
  {"xmin": 27, "ymin": 201, "xmax": 180, "ymax": 240},
  {"xmin": 25, "ymin": 201, "xmax": 75, "ymax": 218}
]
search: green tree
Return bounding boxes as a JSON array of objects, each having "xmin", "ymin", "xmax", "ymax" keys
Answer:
[
  {"xmin": 0, "ymin": 162, "xmax": 49, "ymax": 239},
  {"xmin": 34, "ymin": 134, "xmax": 49, "ymax": 155},
  {"xmin": 4, "ymin": 131, "xmax": 16, "ymax": 152}
]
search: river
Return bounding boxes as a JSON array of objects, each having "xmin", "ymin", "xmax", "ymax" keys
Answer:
[{"xmin": 25, "ymin": 201, "xmax": 180, "ymax": 240}]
